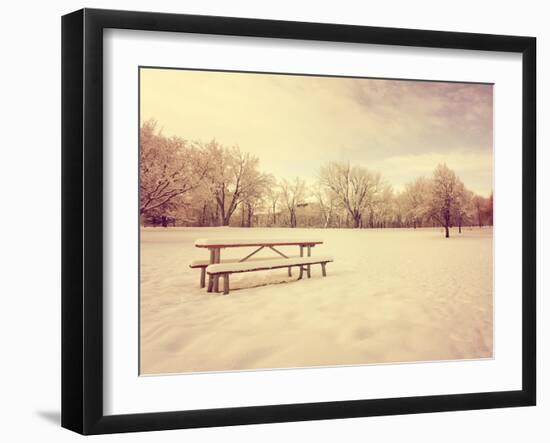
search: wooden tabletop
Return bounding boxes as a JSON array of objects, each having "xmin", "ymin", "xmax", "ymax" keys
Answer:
[{"xmin": 194, "ymin": 239, "xmax": 323, "ymax": 248}]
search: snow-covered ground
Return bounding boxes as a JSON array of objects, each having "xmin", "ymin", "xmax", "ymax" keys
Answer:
[{"xmin": 140, "ymin": 226, "xmax": 493, "ymax": 375}]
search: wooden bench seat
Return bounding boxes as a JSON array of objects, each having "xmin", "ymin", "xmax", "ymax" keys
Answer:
[
  {"xmin": 206, "ymin": 257, "xmax": 333, "ymax": 294},
  {"xmin": 190, "ymin": 256, "xmax": 300, "ymax": 288}
]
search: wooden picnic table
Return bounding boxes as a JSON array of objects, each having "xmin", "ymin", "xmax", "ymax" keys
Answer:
[{"xmin": 194, "ymin": 239, "xmax": 324, "ymax": 292}]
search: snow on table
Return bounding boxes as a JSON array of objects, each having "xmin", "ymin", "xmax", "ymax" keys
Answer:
[
  {"xmin": 190, "ymin": 256, "xmax": 301, "ymax": 268},
  {"xmin": 194, "ymin": 238, "xmax": 323, "ymax": 247},
  {"xmin": 207, "ymin": 256, "xmax": 333, "ymax": 274}
]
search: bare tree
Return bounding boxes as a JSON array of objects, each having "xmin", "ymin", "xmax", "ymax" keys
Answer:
[
  {"xmin": 319, "ymin": 162, "xmax": 383, "ymax": 228},
  {"xmin": 281, "ymin": 177, "xmax": 306, "ymax": 228}
]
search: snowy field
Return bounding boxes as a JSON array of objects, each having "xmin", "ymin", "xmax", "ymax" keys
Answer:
[{"xmin": 140, "ymin": 227, "xmax": 493, "ymax": 375}]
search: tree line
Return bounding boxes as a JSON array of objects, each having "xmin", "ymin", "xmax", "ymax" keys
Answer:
[{"xmin": 140, "ymin": 120, "xmax": 493, "ymax": 238}]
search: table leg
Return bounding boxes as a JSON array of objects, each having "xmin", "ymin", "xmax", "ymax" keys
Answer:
[
  {"xmin": 207, "ymin": 275, "xmax": 214, "ymax": 292},
  {"xmin": 307, "ymin": 245, "xmax": 311, "ymax": 278},
  {"xmin": 213, "ymin": 249, "xmax": 221, "ymax": 292},
  {"xmin": 207, "ymin": 248, "xmax": 216, "ymax": 293},
  {"xmin": 223, "ymin": 273, "xmax": 230, "ymax": 295},
  {"xmin": 298, "ymin": 245, "xmax": 304, "ymax": 279},
  {"xmin": 200, "ymin": 268, "xmax": 206, "ymax": 288}
]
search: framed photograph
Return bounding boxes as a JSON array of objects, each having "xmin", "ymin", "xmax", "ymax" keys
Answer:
[{"xmin": 61, "ymin": 8, "xmax": 536, "ymax": 435}]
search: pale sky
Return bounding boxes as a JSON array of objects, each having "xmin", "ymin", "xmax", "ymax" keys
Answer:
[{"xmin": 140, "ymin": 67, "xmax": 493, "ymax": 196}]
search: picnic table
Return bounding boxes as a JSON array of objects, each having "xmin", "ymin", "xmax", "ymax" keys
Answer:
[{"xmin": 191, "ymin": 238, "xmax": 332, "ymax": 294}]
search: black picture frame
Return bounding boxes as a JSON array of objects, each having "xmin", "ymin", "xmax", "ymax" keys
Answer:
[{"xmin": 61, "ymin": 8, "xmax": 536, "ymax": 435}]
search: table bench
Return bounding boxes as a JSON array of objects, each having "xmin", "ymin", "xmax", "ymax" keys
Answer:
[
  {"xmin": 206, "ymin": 257, "xmax": 333, "ymax": 294},
  {"xmin": 193, "ymin": 238, "xmax": 328, "ymax": 293},
  {"xmin": 189, "ymin": 256, "xmax": 300, "ymax": 289}
]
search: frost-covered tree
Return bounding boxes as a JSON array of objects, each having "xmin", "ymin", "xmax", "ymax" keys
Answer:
[
  {"xmin": 472, "ymin": 193, "xmax": 493, "ymax": 228},
  {"xmin": 140, "ymin": 119, "xmax": 489, "ymax": 231},
  {"xmin": 319, "ymin": 161, "xmax": 383, "ymax": 228},
  {"xmin": 187, "ymin": 179, "xmax": 219, "ymax": 226},
  {"xmin": 139, "ymin": 120, "xmax": 208, "ymax": 219},
  {"xmin": 392, "ymin": 192, "xmax": 407, "ymax": 228},
  {"xmin": 281, "ymin": 177, "xmax": 306, "ymax": 228},
  {"xmin": 452, "ymin": 182, "xmax": 474, "ymax": 234},
  {"xmin": 426, "ymin": 163, "xmax": 463, "ymax": 238},
  {"xmin": 486, "ymin": 193, "xmax": 493, "ymax": 225},
  {"xmin": 200, "ymin": 142, "xmax": 266, "ymax": 226},
  {"xmin": 371, "ymin": 183, "xmax": 395, "ymax": 228},
  {"xmin": 472, "ymin": 195, "xmax": 486, "ymax": 228},
  {"xmin": 403, "ymin": 177, "xmax": 431, "ymax": 229},
  {"xmin": 314, "ymin": 184, "xmax": 338, "ymax": 228},
  {"xmin": 240, "ymin": 174, "xmax": 273, "ymax": 227},
  {"xmin": 265, "ymin": 185, "xmax": 281, "ymax": 226}
]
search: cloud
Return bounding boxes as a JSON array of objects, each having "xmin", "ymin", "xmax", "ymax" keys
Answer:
[
  {"xmin": 140, "ymin": 68, "xmax": 493, "ymax": 196},
  {"xmin": 369, "ymin": 150, "xmax": 493, "ymax": 196}
]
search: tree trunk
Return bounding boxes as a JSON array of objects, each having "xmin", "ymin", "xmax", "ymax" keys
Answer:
[
  {"xmin": 200, "ymin": 204, "xmax": 207, "ymax": 226},
  {"xmin": 247, "ymin": 204, "xmax": 253, "ymax": 227},
  {"xmin": 442, "ymin": 211, "xmax": 450, "ymax": 238},
  {"xmin": 477, "ymin": 207, "xmax": 483, "ymax": 228},
  {"xmin": 353, "ymin": 212, "xmax": 361, "ymax": 228},
  {"xmin": 289, "ymin": 210, "xmax": 297, "ymax": 228}
]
